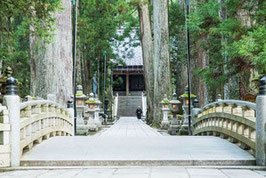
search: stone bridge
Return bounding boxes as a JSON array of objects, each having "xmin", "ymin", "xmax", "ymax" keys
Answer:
[
  {"xmin": 0, "ymin": 77, "xmax": 74, "ymax": 167},
  {"xmin": 0, "ymin": 76, "xmax": 265, "ymax": 168},
  {"xmin": 193, "ymin": 76, "xmax": 266, "ymax": 166}
]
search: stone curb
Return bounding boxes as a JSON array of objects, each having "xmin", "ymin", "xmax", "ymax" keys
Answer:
[{"xmin": 19, "ymin": 159, "xmax": 256, "ymax": 167}]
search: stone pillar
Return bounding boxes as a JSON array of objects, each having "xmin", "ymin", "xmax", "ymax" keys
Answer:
[
  {"xmin": 192, "ymin": 99, "xmax": 201, "ymax": 132},
  {"xmin": 86, "ymin": 109, "xmax": 97, "ymax": 131},
  {"xmin": 126, "ymin": 73, "xmax": 129, "ymax": 96},
  {"xmin": 4, "ymin": 77, "xmax": 20, "ymax": 167},
  {"xmin": 67, "ymin": 100, "xmax": 75, "ymax": 136},
  {"xmin": 161, "ymin": 107, "xmax": 170, "ymax": 130},
  {"xmin": 47, "ymin": 94, "xmax": 56, "ymax": 102},
  {"xmin": 94, "ymin": 107, "xmax": 102, "ymax": 128},
  {"xmin": 256, "ymin": 76, "xmax": 266, "ymax": 166},
  {"xmin": 25, "ymin": 95, "xmax": 33, "ymax": 102}
]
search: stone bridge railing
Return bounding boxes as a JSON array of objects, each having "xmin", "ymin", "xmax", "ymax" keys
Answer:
[
  {"xmin": 0, "ymin": 106, "xmax": 10, "ymax": 167},
  {"xmin": 0, "ymin": 77, "xmax": 74, "ymax": 168},
  {"xmin": 193, "ymin": 100, "xmax": 256, "ymax": 154},
  {"xmin": 113, "ymin": 93, "xmax": 119, "ymax": 119},
  {"xmin": 20, "ymin": 101, "xmax": 73, "ymax": 154},
  {"xmin": 0, "ymin": 99, "xmax": 74, "ymax": 168},
  {"xmin": 192, "ymin": 77, "xmax": 266, "ymax": 166}
]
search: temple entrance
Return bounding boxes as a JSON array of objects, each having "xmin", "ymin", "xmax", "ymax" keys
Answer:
[
  {"xmin": 129, "ymin": 75, "xmax": 145, "ymax": 91},
  {"xmin": 113, "ymin": 66, "xmax": 145, "ymax": 96}
]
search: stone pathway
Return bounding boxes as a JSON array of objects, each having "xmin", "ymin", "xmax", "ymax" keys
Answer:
[
  {"xmin": 0, "ymin": 167, "xmax": 265, "ymax": 178},
  {"xmin": 19, "ymin": 117, "xmax": 255, "ymax": 166},
  {"xmin": 98, "ymin": 117, "xmax": 162, "ymax": 137}
]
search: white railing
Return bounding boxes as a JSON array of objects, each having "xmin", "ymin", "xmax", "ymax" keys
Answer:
[
  {"xmin": 0, "ymin": 106, "xmax": 10, "ymax": 167},
  {"xmin": 20, "ymin": 100, "xmax": 73, "ymax": 153},
  {"xmin": 193, "ymin": 100, "xmax": 256, "ymax": 154},
  {"xmin": 0, "ymin": 99, "xmax": 73, "ymax": 168},
  {"xmin": 114, "ymin": 93, "xmax": 119, "ymax": 119},
  {"xmin": 142, "ymin": 92, "xmax": 147, "ymax": 117}
]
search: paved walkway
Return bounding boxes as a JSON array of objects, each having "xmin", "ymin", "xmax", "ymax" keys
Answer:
[
  {"xmin": 0, "ymin": 167, "xmax": 265, "ymax": 178},
  {"xmin": 98, "ymin": 117, "xmax": 162, "ymax": 137},
  {"xmin": 20, "ymin": 117, "xmax": 255, "ymax": 166}
]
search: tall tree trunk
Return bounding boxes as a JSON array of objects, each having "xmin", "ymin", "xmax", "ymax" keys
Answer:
[
  {"xmin": 153, "ymin": 0, "xmax": 171, "ymax": 125},
  {"xmin": 218, "ymin": 0, "xmax": 230, "ymax": 99},
  {"xmin": 30, "ymin": 0, "xmax": 72, "ymax": 106},
  {"xmin": 82, "ymin": 50, "xmax": 89, "ymax": 94},
  {"xmin": 138, "ymin": 2, "xmax": 154, "ymax": 124}
]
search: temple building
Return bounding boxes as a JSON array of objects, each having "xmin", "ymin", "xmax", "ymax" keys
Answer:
[{"xmin": 112, "ymin": 29, "xmax": 145, "ymax": 96}]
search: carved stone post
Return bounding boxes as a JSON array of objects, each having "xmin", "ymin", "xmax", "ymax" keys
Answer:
[
  {"xmin": 94, "ymin": 96, "xmax": 102, "ymax": 128},
  {"xmin": 256, "ymin": 76, "xmax": 266, "ymax": 166},
  {"xmin": 85, "ymin": 93, "xmax": 97, "ymax": 132},
  {"xmin": 47, "ymin": 94, "xmax": 56, "ymax": 102},
  {"xmin": 160, "ymin": 95, "xmax": 170, "ymax": 130},
  {"xmin": 192, "ymin": 99, "xmax": 201, "ymax": 131},
  {"xmin": 67, "ymin": 100, "xmax": 75, "ymax": 136},
  {"xmin": 4, "ymin": 77, "xmax": 20, "ymax": 167}
]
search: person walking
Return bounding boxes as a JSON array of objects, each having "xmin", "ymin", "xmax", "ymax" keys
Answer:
[{"xmin": 136, "ymin": 106, "xmax": 142, "ymax": 120}]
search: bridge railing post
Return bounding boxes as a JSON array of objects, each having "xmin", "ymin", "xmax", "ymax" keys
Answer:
[
  {"xmin": 3, "ymin": 77, "xmax": 20, "ymax": 167},
  {"xmin": 191, "ymin": 98, "xmax": 201, "ymax": 133},
  {"xmin": 67, "ymin": 100, "xmax": 75, "ymax": 135},
  {"xmin": 256, "ymin": 76, "xmax": 266, "ymax": 166}
]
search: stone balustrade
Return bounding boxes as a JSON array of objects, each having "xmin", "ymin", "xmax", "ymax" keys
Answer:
[
  {"xmin": 142, "ymin": 92, "xmax": 147, "ymax": 117},
  {"xmin": 0, "ymin": 106, "xmax": 10, "ymax": 167},
  {"xmin": 113, "ymin": 93, "xmax": 119, "ymax": 119},
  {"xmin": 19, "ymin": 100, "xmax": 73, "ymax": 154},
  {"xmin": 0, "ymin": 97, "xmax": 74, "ymax": 168},
  {"xmin": 193, "ymin": 100, "xmax": 256, "ymax": 154}
]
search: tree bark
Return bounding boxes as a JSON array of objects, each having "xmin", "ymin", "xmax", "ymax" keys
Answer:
[
  {"xmin": 138, "ymin": 2, "xmax": 154, "ymax": 124},
  {"xmin": 192, "ymin": 45, "xmax": 208, "ymax": 107},
  {"xmin": 30, "ymin": 0, "xmax": 72, "ymax": 106},
  {"xmin": 153, "ymin": 0, "xmax": 171, "ymax": 125}
]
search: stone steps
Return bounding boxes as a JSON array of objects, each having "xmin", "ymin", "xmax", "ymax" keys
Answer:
[{"xmin": 117, "ymin": 96, "xmax": 142, "ymax": 117}]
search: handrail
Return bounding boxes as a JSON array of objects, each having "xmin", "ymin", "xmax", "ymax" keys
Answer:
[
  {"xmin": 194, "ymin": 100, "xmax": 256, "ymax": 154},
  {"xmin": 0, "ymin": 106, "xmax": 11, "ymax": 167},
  {"xmin": 114, "ymin": 93, "xmax": 119, "ymax": 118},
  {"xmin": 19, "ymin": 100, "xmax": 73, "ymax": 154},
  {"xmin": 20, "ymin": 100, "xmax": 67, "ymax": 111},
  {"xmin": 142, "ymin": 92, "xmax": 147, "ymax": 117},
  {"xmin": 201, "ymin": 100, "xmax": 256, "ymax": 111}
]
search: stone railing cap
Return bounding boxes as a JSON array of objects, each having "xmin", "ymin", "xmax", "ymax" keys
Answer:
[
  {"xmin": 202, "ymin": 100, "xmax": 256, "ymax": 111},
  {"xmin": 20, "ymin": 100, "xmax": 70, "ymax": 117}
]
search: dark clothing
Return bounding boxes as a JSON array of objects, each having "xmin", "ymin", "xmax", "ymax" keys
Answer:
[{"xmin": 136, "ymin": 108, "xmax": 142, "ymax": 119}]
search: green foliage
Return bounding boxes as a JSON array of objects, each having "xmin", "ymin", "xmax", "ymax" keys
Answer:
[
  {"xmin": 169, "ymin": 2, "xmax": 186, "ymax": 65},
  {"xmin": 180, "ymin": 93, "xmax": 196, "ymax": 98},
  {"xmin": 0, "ymin": 0, "xmax": 61, "ymax": 97},
  {"xmin": 113, "ymin": 76, "xmax": 124, "ymax": 89},
  {"xmin": 184, "ymin": 0, "xmax": 266, "ymax": 97},
  {"xmin": 85, "ymin": 100, "xmax": 96, "ymax": 104},
  {"xmin": 77, "ymin": 0, "xmax": 137, "ymax": 100},
  {"xmin": 169, "ymin": 2, "xmax": 186, "ymax": 91},
  {"xmin": 232, "ymin": 25, "xmax": 266, "ymax": 74}
]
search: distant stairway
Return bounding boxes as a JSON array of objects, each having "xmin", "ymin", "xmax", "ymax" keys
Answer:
[{"xmin": 117, "ymin": 96, "xmax": 142, "ymax": 117}]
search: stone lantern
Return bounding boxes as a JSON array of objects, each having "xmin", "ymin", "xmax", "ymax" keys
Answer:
[
  {"xmin": 84, "ymin": 93, "xmax": 97, "ymax": 131},
  {"xmin": 160, "ymin": 94, "xmax": 170, "ymax": 130},
  {"xmin": 180, "ymin": 86, "xmax": 196, "ymax": 134},
  {"xmin": 216, "ymin": 94, "xmax": 222, "ymax": 101},
  {"xmin": 93, "ymin": 95, "xmax": 102, "ymax": 128},
  {"xmin": 75, "ymin": 85, "xmax": 87, "ymax": 106},
  {"xmin": 72, "ymin": 85, "xmax": 87, "ymax": 135},
  {"xmin": 168, "ymin": 93, "xmax": 181, "ymax": 135}
]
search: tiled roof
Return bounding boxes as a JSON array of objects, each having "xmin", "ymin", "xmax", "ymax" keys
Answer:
[{"xmin": 112, "ymin": 29, "xmax": 143, "ymax": 66}]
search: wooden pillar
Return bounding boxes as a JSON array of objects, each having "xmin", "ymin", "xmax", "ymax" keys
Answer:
[{"xmin": 126, "ymin": 73, "xmax": 129, "ymax": 96}]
